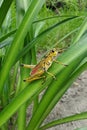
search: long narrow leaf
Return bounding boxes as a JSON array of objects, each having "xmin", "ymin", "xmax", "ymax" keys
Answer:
[
  {"xmin": 0, "ymin": 29, "xmax": 16, "ymax": 42},
  {"xmin": 75, "ymin": 127, "xmax": 87, "ymax": 130},
  {"xmin": 0, "ymin": 0, "xmax": 13, "ymax": 28},
  {"xmin": 0, "ymin": 34, "xmax": 87, "ymax": 127},
  {"xmin": 0, "ymin": 37, "xmax": 13, "ymax": 49},
  {"xmin": 17, "ymin": 16, "xmax": 80, "ymax": 61},
  {"xmin": 0, "ymin": 81, "xmax": 45, "ymax": 126},
  {"xmin": 40, "ymin": 112, "xmax": 87, "ymax": 130},
  {"xmin": 39, "ymin": 61, "xmax": 87, "ymax": 130},
  {"xmin": 0, "ymin": 0, "xmax": 46, "ymax": 95},
  {"xmin": 26, "ymin": 35, "xmax": 87, "ymax": 130},
  {"xmin": 33, "ymin": 15, "xmax": 82, "ymax": 23},
  {"xmin": 73, "ymin": 17, "xmax": 87, "ymax": 44}
]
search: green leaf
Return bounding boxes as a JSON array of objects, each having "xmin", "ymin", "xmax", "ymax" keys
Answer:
[
  {"xmin": 0, "ymin": 0, "xmax": 46, "ymax": 95},
  {"xmin": 0, "ymin": 34, "xmax": 87, "ymax": 127},
  {"xmin": 75, "ymin": 127, "xmax": 87, "ymax": 130},
  {"xmin": 73, "ymin": 17, "xmax": 87, "ymax": 44},
  {"xmin": 26, "ymin": 34, "xmax": 87, "ymax": 130},
  {"xmin": 0, "ymin": 29, "xmax": 16, "ymax": 42},
  {"xmin": 39, "ymin": 58, "xmax": 87, "ymax": 130},
  {"xmin": 0, "ymin": 37, "xmax": 13, "ymax": 49},
  {"xmin": 0, "ymin": 0, "xmax": 14, "ymax": 28},
  {"xmin": 40, "ymin": 111, "xmax": 87, "ymax": 130},
  {"xmin": 17, "ymin": 16, "xmax": 80, "ymax": 61}
]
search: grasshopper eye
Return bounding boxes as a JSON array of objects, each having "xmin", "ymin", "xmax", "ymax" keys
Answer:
[
  {"xmin": 51, "ymin": 49, "xmax": 55, "ymax": 52},
  {"xmin": 51, "ymin": 48, "xmax": 56, "ymax": 52}
]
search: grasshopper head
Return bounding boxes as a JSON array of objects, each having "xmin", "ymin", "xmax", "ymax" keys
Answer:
[{"xmin": 51, "ymin": 48, "xmax": 58, "ymax": 56}]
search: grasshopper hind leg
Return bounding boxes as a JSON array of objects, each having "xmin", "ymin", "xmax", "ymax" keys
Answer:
[
  {"xmin": 23, "ymin": 75, "xmax": 46, "ymax": 82},
  {"xmin": 21, "ymin": 64, "xmax": 35, "ymax": 69}
]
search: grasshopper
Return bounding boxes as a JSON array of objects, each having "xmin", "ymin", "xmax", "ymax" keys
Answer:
[{"xmin": 21, "ymin": 48, "xmax": 67, "ymax": 82}]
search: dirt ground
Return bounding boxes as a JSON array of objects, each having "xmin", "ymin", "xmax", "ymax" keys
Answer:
[{"xmin": 44, "ymin": 71, "xmax": 87, "ymax": 130}]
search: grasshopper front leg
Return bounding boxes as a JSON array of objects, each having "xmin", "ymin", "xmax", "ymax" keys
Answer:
[{"xmin": 54, "ymin": 60, "xmax": 68, "ymax": 66}]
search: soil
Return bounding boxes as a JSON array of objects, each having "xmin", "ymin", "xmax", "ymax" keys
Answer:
[{"xmin": 44, "ymin": 71, "xmax": 87, "ymax": 130}]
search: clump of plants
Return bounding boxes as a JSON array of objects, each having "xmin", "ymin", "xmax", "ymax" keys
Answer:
[{"xmin": 0, "ymin": 0, "xmax": 87, "ymax": 130}]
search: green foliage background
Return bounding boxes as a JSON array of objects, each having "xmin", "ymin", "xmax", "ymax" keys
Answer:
[{"xmin": 0, "ymin": 0, "xmax": 87, "ymax": 130}]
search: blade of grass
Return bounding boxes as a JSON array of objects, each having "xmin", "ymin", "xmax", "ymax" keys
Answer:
[
  {"xmin": 17, "ymin": 16, "xmax": 80, "ymax": 61},
  {"xmin": 0, "ymin": 0, "xmax": 46, "ymax": 95},
  {"xmin": 10, "ymin": 0, "xmax": 16, "ymax": 29},
  {"xmin": 39, "ymin": 60, "xmax": 87, "ymax": 130},
  {"xmin": 0, "ymin": 15, "xmax": 82, "ymax": 49},
  {"xmin": 0, "ymin": 34, "xmax": 87, "ymax": 127},
  {"xmin": 31, "ymin": 47, "xmax": 39, "ymax": 114},
  {"xmin": 17, "ymin": 35, "xmax": 32, "ymax": 130},
  {"xmin": 0, "ymin": 37, "xmax": 13, "ymax": 49},
  {"xmin": 26, "ymin": 35, "xmax": 87, "ymax": 130},
  {"xmin": 29, "ymin": 24, "xmax": 39, "ymax": 114},
  {"xmin": 0, "ymin": 78, "xmax": 47, "ymax": 126},
  {"xmin": 73, "ymin": 17, "xmax": 87, "ymax": 44},
  {"xmin": 40, "ymin": 112, "xmax": 87, "ymax": 130},
  {"xmin": 0, "ymin": 29, "xmax": 16, "ymax": 42},
  {"xmin": 0, "ymin": 0, "xmax": 14, "ymax": 28},
  {"xmin": 26, "ymin": 58, "xmax": 85, "ymax": 130},
  {"xmin": 75, "ymin": 127, "xmax": 87, "ymax": 130},
  {"xmin": 33, "ymin": 15, "xmax": 84, "ymax": 23},
  {"xmin": 54, "ymin": 27, "xmax": 80, "ymax": 47}
]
